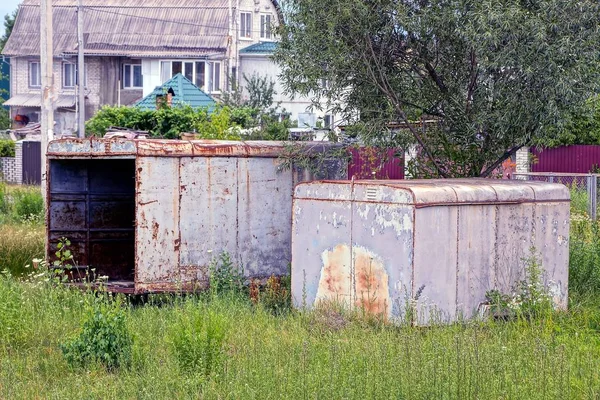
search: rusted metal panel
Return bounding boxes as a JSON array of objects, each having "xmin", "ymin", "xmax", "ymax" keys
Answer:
[
  {"xmin": 47, "ymin": 137, "xmax": 136, "ymax": 158},
  {"xmin": 135, "ymin": 157, "xmax": 181, "ymax": 287},
  {"xmin": 412, "ymin": 206, "xmax": 458, "ymax": 323},
  {"xmin": 291, "ymin": 195, "xmax": 353, "ymax": 308},
  {"xmin": 532, "ymin": 202, "xmax": 570, "ymax": 309},
  {"xmin": 455, "ymin": 205, "xmax": 497, "ymax": 319},
  {"xmin": 292, "ymin": 179, "xmax": 570, "ymax": 324},
  {"xmin": 237, "ymin": 158, "xmax": 295, "ymax": 277},
  {"xmin": 178, "ymin": 157, "xmax": 238, "ymax": 283},
  {"xmin": 48, "ymin": 159, "xmax": 135, "ymax": 281},
  {"xmin": 46, "ymin": 138, "xmax": 348, "ymax": 293}
]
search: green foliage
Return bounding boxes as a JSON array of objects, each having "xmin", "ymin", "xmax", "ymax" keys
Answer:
[
  {"xmin": 257, "ymin": 275, "xmax": 292, "ymax": 315},
  {"xmin": 10, "ymin": 187, "xmax": 44, "ymax": 221},
  {"xmin": 208, "ymin": 252, "xmax": 246, "ymax": 297},
  {"xmin": 0, "ymin": 223, "xmax": 45, "ymax": 276},
  {"xmin": 85, "ymin": 105, "xmax": 244, "ymax": 140},
  {"xmin": 60, "ymin": 297, "xmax": 133, "ymax": 370},
  {"xmin": 229, "ymin": 106, "xmax": 259, "ymax": 129},
  {"xmin": 0, "ymin": 9, "xmax": 16, "ymax": 52},
  {"xmin": 85, "ymin": 106, "xmax": 155, "ymax": 137},
  {"xmin": 0, "ymin": 106, "xmax": 9, "ymax": 131},
  {"xmin": 0, "ymin": 183, "xmax": 44, "ymax": 225},
  {"xmin": 168, "ymin": 303, "xmax": 227, "ymax": 376},
  {"xmin": 275, "ymin": 0, "xmax": 600, "ymax": 177},
  {"xmin": 539, "ymin": 95, "xmax": 600, "ymax": 147},
  {"xmin": 569, "ymin": 218, "xmax": 600, "ymax": 296},
  {"xmin": 0, "ymin": 139, "xmax": 15, "ymax": 157},
  {"xmin": 243, "ymin": 72, "xmax": 276, "ymax": 111}
]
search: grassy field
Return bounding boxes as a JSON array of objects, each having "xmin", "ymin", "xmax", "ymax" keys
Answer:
[{"xmin": 1, "ymin": 184, "xmax": 600, "ymax": 399}]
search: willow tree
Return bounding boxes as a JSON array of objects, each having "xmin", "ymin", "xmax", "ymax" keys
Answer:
[{"xmin": 274, "ymin": 0, "xmax": 600, "ymax": 177}]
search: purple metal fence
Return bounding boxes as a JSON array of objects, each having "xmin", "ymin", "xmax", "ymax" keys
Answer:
[
  {"xmin": 347, "ymin": 148, "xmax": 404, "ymax": 180},
  {"xmin": 531, "ymin": 145, "xmax": 600, "ymax": 173}
]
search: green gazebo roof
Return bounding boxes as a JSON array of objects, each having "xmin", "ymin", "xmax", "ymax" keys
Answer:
[{"xmin": 135, "ymin": 73, "xmax": 216, "ymax": 111}]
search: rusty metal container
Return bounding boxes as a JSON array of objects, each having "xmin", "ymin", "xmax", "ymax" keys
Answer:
[
  {"xmin": 291, "ymin": 179, "xmax": 570, "ymax": 323},
  {"xmin": 47, "ymin": 138, "xmax": 344, "ymax": 293}
]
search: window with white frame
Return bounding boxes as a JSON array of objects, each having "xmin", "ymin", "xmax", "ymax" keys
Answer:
[
  {"xmin": 324, "ymin": 114, "xmax": 333, "ymax": 128},
  {"xmin": 260, "ymin": 14, "xmax": 272, "ymax": 39},
  {"xmin": 62, "ymin": 63, "xmax": 86, "ymax": 88},
  {"xmin": 160, "ymin": 60, "xmax": 208, "ymax": 90},
  {"xmin": 209, "ymin": 62, "xmax": 221, "ymax": 92},
  {"xmin": 240, "ymin": 12, "xmax": 252, "ymax": 39},
  {"xmin": 123, "ymin": 64, "xmax": 143, "ymax": 88},
  {"xmin": 29, "ymin": 62, "xmax": 41, "ymax": 87}
]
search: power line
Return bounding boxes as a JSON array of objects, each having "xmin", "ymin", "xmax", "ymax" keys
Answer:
[
  {"xmin": 85, "ymin": 6, "xmax": 276, "ymax": 35},
  {"xmin": 21, "ymin": 4, "xmax": 277, "ymax": 35}
]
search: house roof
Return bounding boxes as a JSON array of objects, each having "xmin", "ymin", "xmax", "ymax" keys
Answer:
[
  {"xmin": 135, "ymin": 73, "xmax": 216, "ymax": 111},
  {"xmin": 4, "ymin": 93, "xmax": 76, "ymax": 108},
  {"xmin": 3, "ymin": 0, "xmax": 282, "ymax": 57},
  {"xmin": 239, "ymin": 42, "xmax": 278, "ymax": 55}
]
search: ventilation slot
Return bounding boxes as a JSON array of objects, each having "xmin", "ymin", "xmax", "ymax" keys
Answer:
[{"xmin": 366, "ymin": 188, "xmax": 379, "ymax": 201}]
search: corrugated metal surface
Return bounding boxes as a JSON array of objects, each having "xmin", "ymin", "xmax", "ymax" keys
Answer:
[
  {"xmin": 22, "ymin": 141, "xmax": 41, "ymax": 185},
  {"xmin": 4, "ymin": 3, "xmax": 229, "ymax": 56},
  {"xmin": 47, "ymin": 138, "xmax": 346, "ymax": 293},
  {"xmin": 4, "ymin": 94, "xmax": 75, "ymax": 108},
  {"xmin": 347, "ymin": 148, "xmax": 404, "ymax": 180},
  {"xmin": 531, "ymin": 145, "xmax": 600, "ymax": 173},
  {"xmin": 292, "ymin": 179, "xmax": 570, "ymax": 324}
]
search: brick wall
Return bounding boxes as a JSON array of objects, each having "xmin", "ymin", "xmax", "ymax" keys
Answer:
[
  {"xmin": 0, "ymin": 142, "xmax": 23, "ymax": 184},
  {"xmin": 515, "ymin": 146, "xmax": 530, "ymax": 173}
]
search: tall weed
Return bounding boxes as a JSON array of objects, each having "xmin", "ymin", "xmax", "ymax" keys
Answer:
[
  {"xmin": 0, "ymin": 224, "xmax": 45, "ymax": 276},
  {"xmin": 569, "ymin": 217, "xmax": 600, "ymax": 295},
  {"xmin": 168, "ymin": 301, "xmax": 228, "ymax": 377}
]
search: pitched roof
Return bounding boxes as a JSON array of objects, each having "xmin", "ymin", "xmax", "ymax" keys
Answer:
[
  {"xmin": 239, "ymin": 41, "xmax": 278, "ymax": 55},
  {"xmin": 135, "ymin": 73, "xmax": 216, "ymax": 111},
  {"xmin": 3, "ymin": 1, "xmax": 234, "ymax": 57}
]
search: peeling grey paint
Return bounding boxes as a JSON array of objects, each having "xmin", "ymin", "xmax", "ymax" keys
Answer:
[{"xmin": 292, "ymin": 179, "xmax": 570, "ymax": 325}]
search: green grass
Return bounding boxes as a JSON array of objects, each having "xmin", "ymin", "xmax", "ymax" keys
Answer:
[
  {"xmin": 0, "ymin": 224, "xmax": 45, "ymax": 276},
  {"xmin": 1, "ymin": 210, "xmax": 600, "ymax": 398},
  {"xmin": 0, "ymin": 276, "xmax": 599, "ymax": 399},
  {"xmin": 0, "ymin": 182, "xmax": 44, "ymax": 225}
]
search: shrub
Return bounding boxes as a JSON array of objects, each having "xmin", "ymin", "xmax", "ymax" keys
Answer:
[
  {"xmin": 208, "ymin": 252, "xmax": 246, "ymax": 297},
  {"xmin": 169, "ymin": 304, "xmax": 227, "ymax": 376},
  {"xmin": 60, "ymin": 298, "xmax": 133, "ymax": 370},
  {"xmin": 11, "ymin": 186, "xmax": 44, "ymax": 221},
  {"xmin": 0, "ymin": 139, "xmax": 15, "ymax": 157}
]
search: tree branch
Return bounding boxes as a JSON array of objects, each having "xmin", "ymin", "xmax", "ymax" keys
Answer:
[{"xmin": 480, "ymin": 144, "xmax": 524, "ymax": 178}]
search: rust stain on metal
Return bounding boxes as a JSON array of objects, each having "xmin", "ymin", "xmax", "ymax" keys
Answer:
[
  {"xmin": 316, "ymin": 244, "xmax": 391, "ymax": 318},
  {"xmin": 353, "ymin": 246, "xmax": 390, "ymax": 317},
  {"xmin": 151, "ymin": 221, "xmax": 159, "ymax": 240}
]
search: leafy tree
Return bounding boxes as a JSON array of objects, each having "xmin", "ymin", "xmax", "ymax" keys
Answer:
[
  {"xmin": 0, "ymin": 9, "xmax": 17, "ymax": 130},
  {"xmin": 538, "ymin": 95, "xmax": 600, "ymax": 147},
  {"xmin": 243, "ymin": 73, "xmax": 276, "ymax": 112},
  {"xmin": 274, "ymin": 0, "xmax": 600, "ymax": 177},
  {"xmin": 0, "ymin": 9, "xmax": 16, "ymax": 52}
]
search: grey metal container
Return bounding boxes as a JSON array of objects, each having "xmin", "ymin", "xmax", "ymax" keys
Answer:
[
  {"xmin": 46, "ymin": 138, "xmax": 345, "ymax": 293},
  {"xmin": 291, "ymin": 179, "xmax": 570, "ymax": 324}
]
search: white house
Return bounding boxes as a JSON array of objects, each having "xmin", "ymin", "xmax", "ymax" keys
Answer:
[{"xmin": 2, "ymin": 0, "xmax": 333, "ymax": 135}]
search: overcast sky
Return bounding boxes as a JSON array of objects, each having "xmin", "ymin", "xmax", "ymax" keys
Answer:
[{"xmin": 1, "ymin": 0, "xmax": 21, "ymax": 37}]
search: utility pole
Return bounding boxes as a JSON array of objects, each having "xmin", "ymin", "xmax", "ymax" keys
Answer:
[
  {"xmin": 40, "ymin": 0, "xmax": 54, "ymax": 202},
  {"xmin": 77, "ymin": 0, "xmax": 85, "ymax": 138}
]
